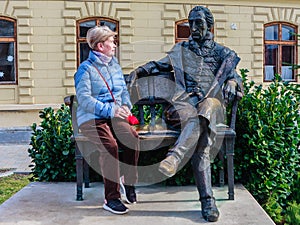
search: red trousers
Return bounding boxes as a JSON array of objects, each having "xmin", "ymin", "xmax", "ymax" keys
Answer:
[{"xmin": 80, "ymin": 118, "xmax": 139, "ymax": 201}]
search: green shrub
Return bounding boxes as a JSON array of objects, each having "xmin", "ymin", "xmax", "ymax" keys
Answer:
[
  {"xmin": 235, "ymin": 70, "xmax": 300, "ymax": 223},
  {"xmin": 285, "ymin": 201, "xmax": 300, "ymax": 225},
  {"xmin": 28, "ymin": 105, "xmax": 76, "ymax": 181},
  {"xmin": 289, "ymin": 171, "xmax": 300, "ymax": 203},
  {"xmin": 263, "ymin": 193, "xmax": 284, "ymax": 224}
]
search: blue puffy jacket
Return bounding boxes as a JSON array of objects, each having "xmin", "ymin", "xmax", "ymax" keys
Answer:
[{"xmin": 74, "ymin": 51, "xmax": 132, "ymax": 127}]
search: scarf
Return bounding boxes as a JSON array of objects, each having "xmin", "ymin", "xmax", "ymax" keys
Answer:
[{"xmin": 92, "ymin": 50, "xmax": 112, "ymax": 65}]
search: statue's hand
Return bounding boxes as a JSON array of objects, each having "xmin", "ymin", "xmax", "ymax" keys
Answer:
[{"xmin": 223, "ymin": 80, "xmax": 237, "ymax": 104}]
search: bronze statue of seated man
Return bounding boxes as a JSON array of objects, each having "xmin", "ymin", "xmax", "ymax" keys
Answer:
[{"xmin": 129, "ymin": 5, "xmax": 243, "ymax": 222}]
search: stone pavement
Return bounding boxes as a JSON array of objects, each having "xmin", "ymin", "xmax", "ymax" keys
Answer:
[
  {"xmin": 0, "ymin": 182, "xmax": 275, "ymax": 225},
  {"xmin": 0, "ymin": 126, "xmax": 32, "ymax": 176},
  {"xmin": 0, "ymin": 143, "xmax": 276, "ymax": 225},
  {"xmin": 0, "ymin": 144, "xmax": 32, "ymax": 177}
]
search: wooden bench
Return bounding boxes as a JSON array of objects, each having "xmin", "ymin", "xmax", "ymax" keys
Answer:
[{"xmin": 64, "ymin": 72, "xmax": 240, "ymax": 201}]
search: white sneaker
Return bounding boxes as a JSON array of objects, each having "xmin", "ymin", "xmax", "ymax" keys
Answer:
[{"xmin": 119, "ymin": 176, "xmax": 137, "ymax": 204}]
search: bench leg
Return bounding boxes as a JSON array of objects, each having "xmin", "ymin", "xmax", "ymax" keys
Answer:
[
  {"xmin": 217, "ymin": 145, "xmax": 225, "ymax": 187},
  {"xmin": 226, "ymin": 137, "xmax": 235, "ymax": 200},
  {"xmin": 75, "ymin": 143, "xmax": 84, "ymax": 201},
  {"xmin": 83, "ymin": 159, "xmax": 90, "ymax": 188}
]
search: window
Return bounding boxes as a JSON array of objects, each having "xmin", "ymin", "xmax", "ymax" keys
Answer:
[
  {"xmin": 175, "ymin": 19, "xmax": 190, "ymax": 43},
  {"xmin": 0, "ymin": 17, "xmax": 17, "ymax": 84},
  {"xmin": 76, "ymin": 18, "xmax": 119, "ymax": 67},
  {"xmin": 264, "ymin": 22, "xmax": 298, "ymax": 82}
]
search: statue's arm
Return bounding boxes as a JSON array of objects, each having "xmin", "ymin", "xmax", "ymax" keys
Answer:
[
  {"xmin": 223, "ymin": 70, "xmax": 244, "ymax": 104},
  {"xmin": 219, "ymin": 49, "xmax": 244, "ymax": 102},
  {"xmin": 127, "ymin": 55, "xmax": 172, "ymax": 85},
  {"xmin": 136, "ymin": 56, "xmax": 173, "ymax": 76}
]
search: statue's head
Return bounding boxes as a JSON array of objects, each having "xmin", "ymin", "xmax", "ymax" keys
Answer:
[{"xmin": 188, "ymin": 6, "xmax": 214, "ymax": 42}]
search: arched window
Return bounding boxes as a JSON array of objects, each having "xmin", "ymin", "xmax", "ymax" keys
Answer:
[
  {"xmin": 175, "ymin": 19, "xmax": 190, "ymax": 43},
  {"xmin": 264, "ymin": 22, "xmax": 298, "ymax": 82},
  {"xmin": 76, "ymin": 18, "xmax": 119, "ymax": 67},
  {"xmin": 0, "ymin": 17, "xmax": 17, "ymax": 84}
]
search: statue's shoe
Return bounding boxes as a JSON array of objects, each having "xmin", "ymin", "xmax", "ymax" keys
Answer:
[
  {"xmin": 158, "ymin": 154, "xmax": 180, "ymax": 177},
  {"xmin": 201, "ymin": 197, "xmax": 220, "ymax": 222}
]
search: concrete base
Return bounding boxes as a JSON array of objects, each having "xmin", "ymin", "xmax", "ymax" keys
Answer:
[{"xmin": 0, "ymin": 182, "xmax": 275, "ymax": 225}]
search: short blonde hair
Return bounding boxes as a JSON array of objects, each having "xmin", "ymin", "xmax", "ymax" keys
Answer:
[{"xmin": 86, "ymin": 25, "xmax": 117, "ymax": 50}]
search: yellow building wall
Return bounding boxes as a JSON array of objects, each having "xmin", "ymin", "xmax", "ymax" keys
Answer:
[{"xmin": 0, "ymin": 0, "xmax": 299, "ymax": 127}]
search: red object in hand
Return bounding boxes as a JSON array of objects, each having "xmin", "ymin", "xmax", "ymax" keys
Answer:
[{"xmin": 127, "ymin": 115, "xmax": 139, "ymax": 125}]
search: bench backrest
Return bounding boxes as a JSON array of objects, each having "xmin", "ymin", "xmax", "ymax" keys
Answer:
[
  {"xmin": 126, "ymin": 72, "xmax": 240, "ymax": 131},
  {"xmin": 65, "ymin": 72, "xmax": 240, "ymax": 133},
  {"xmin": 125, "ymin": 72, "xmax": 175, "ymax": 129}
]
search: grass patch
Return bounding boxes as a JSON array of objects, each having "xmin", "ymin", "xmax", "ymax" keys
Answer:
[{"xmin": 0, "ymin": 174, "xmax": 31, "ymax": 204}]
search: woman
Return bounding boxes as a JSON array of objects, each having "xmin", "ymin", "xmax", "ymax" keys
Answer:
[{"xmin": 74, "ymin": 25, "xmax": 139, "ymax": 215}]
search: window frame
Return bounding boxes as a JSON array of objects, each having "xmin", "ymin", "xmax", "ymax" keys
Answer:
[
  {"xmin": 175, "ymin": 19, "xmax": 190, "ymax": 43},
  {"xmin": 263, "ymin": 22, "xmax": 298, "ymax": 82},
  {"xmin": 76, "ymin": 17, "xmax": 119, "ymax": 68},
  {"xmin": 0, "ymin": 16, "xmax": 17, "ymax": 85}
]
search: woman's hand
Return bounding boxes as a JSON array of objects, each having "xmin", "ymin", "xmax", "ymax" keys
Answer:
[{"xmin": 114, "ymin": 105, "xmax": 131, "ymax": 119}]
